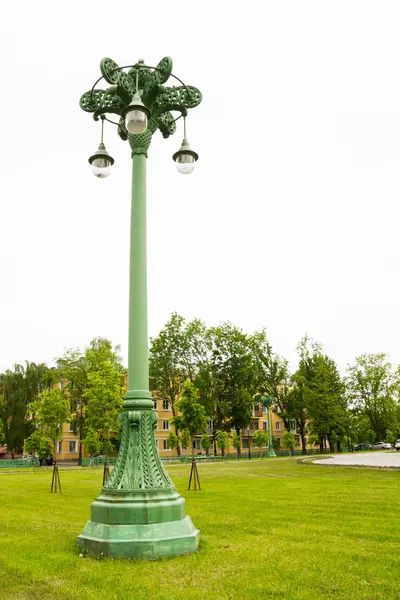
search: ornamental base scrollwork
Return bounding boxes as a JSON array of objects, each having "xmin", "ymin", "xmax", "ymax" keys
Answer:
[{"xmin": 104, "ymin": 408, "xmax": 173, "ymax": 491}]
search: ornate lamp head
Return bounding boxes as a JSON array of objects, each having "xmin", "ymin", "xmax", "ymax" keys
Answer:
[
  {"xmin": 80, "ymin": 57, "xmax": 202, "ymax": 167},
  {"xmin": 172, "ymin": 117, "xmax": 199, "ymax": 175},
  {"xmin": 88, "ymin": 117, "xmax": 114, "ymax": 178}
]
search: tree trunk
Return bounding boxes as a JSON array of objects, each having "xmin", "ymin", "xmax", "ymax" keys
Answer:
[
  {"xmin": 213, "ymin": 430, "xmax": 217, "ymax": 455},
  {"xmin": 236, "ymin": 428, "xmax": 241, "ymax": 457}
]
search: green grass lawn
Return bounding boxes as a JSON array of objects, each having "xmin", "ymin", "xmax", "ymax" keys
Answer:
[{"xmin": 0, "ymin": 458, "xmax": 399, "ymax": 600}]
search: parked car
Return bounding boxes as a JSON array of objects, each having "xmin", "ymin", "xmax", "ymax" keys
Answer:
[
  {"xmin": 353, "ymin": 443, "xmax": 369, "ymax": 451},
  {"xmin": 44, "ymin": 456, "xmax": 54, "ymax": 466},
  {"xmin": 369, "ymin": 442, "xmax": 390, "ymax": 450},
  {"xmin": 395, "ymin": 440, "xmax": 400, "ymax": 451}
]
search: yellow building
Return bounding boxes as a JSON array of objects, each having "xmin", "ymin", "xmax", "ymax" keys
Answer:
[{"xmin": 55, "ymin": 395, "xmax": 314, "ymax": 461}]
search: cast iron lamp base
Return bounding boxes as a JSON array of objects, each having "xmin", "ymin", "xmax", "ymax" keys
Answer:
[
  {"xmin": 77, "ymin": 489, "xmax": 199, "ymax": 559},
  {"xmin": 77, "ymin": 401, "xmax": 199, "ymax": 559}
]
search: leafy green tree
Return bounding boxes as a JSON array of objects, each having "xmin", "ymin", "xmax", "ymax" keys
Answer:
[
  {"xmin": 386, "ymin": 429, "xmax": 396, "ymax": 446},
  {"xmin": 180, "ymin": 429, "xmax": 190, "ymax": 452},
  {"xmin": 196, "ymin": 323, "xmax": 257, "ymax": 456},
  {"xmin": 272, "ymin": 437, "xmax": 281, "ymax": 453},
  {"xmin": 0, "ymin": 362, "xmax": 55, "ymax": 456},
  {"xmin": 231, "ymin": 431, "xmax": 241, "ymax": 457},
  {"xmin": 166, "ymin": 431, "xmax": 178, "ymax": 455},
  {"xmin": 149, "ymin": 314, "xmax": 198, "ymax": 455},
  {"xmin": 84, "ymin": 360, "xmax": 123, "ymax": 457},
  {"xmin": 173, "ymin": 381, "xmax": 207, "ymax": 458},
  {"xmin": 200, "ymin": 434, "xmax": 211, "ymax": 455},
  {"xmin": 308, "ymin": 433, "xmax": 319, "ymax": 447},
  {"xmin": 254, "ymin": 430, "xmax": 268, "ymax": 458},
  {"xmin": 250, "ymin": 329, "xmax": 291, "ymax": 429},
  {"xmin": 57, "ymin": 338, "xmax": 124, "ymax": 463},
  {"xmin": 283, "ymin": 431, "xmax": 296, "ymax": 456},
  {"xmin": 345, "ymin": 353, "xmax": 400, "ymax": 441},
  {"xmin": 30, "ymin": 389, "xmax": 70, "ymax": 457},
  {"xmin": 0, "ymin": 394, "xmax": 5, "ymax": 445},
  {"xmin": 25, "ymin": 430, "xmax": 52, "ymax": 463},
  {"xmin": 216, "ymin": 430, "xmax": 230, "ymax": 459},
  {"xmin": 304, "ymin": 351, "xmax": 346, "ymax": 452},
  {"xmin": 83, "ymin": 427, "xmax": 100, "ymax": 461}
]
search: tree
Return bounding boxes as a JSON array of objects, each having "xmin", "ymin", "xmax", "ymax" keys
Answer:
[
  {"xmin": 173, "ymin": 381, "xmax": 207, "ymax": 458},
  {"xmin": 180, "ymin": 430, "xmax": 190, "ymax": 453},
  {"xmin": 30, "ymin": 389, "xmax": 70, "ymax": 457},
  {"xmin": 345, "ymin": 353, "xmax": 400, "ymax": 441},
  {"xmin": 216, "ymin": 430, "xmax": 230, "ymax": 459},
  {"xmin": 250, "ymin": 329, "xmax": 291, "ymax": 429},
  {"xmin": 83, "ymin": 427, "xmax": 100, "ymax": 462},
  {"xmin": 25, "ymin": 430, "xmax": 52, "ymax": 464},
  {"xmin": 200, "ymin": 434, "xmax": 211, "ymax": 455},
  {"xmin": 196, "ymin": 323, "xmax": 257, "ymax": 456},
  {"xmin": 57, "ymin": 338, "xmax": 124, "ymax": 463},
  {"xmin": 149, "ymin": 314, "xmax": 195, "ymax": 455},
  {"xmin": 305, "ymin": 352, "xmax": 346, "ymax": 452},
  {"xmin": 283, "ymin": 431, "xmax": 296, "ymax": 457},
  {"xmin": 84, "ymin": 360, "xmax": 123, "ymax": 457},
  {"xmin": 271, "ymin": 437, "xmax": 281, "ymax": 453},
  {"xmin": 0, "ymin": 362, "xmax": 55, "ymax": 456},
  {"xmin": 231, "ymin": 431, "xmax": 241, "ymax": 457},
  {"xmin": 386, "ymin": 429, "xmax": 396, "ymax": 447},
  {"xmin": 167, "ymin": 431, "xmax": 178, "ymax": 455},
  {"xmin": 254, "ymin": 430, "xmax": 268, "ymax": 459}
]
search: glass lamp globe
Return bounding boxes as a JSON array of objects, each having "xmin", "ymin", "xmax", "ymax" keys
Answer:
[
  {"xmin": 175, "ymin": 153, "xmax": 196, "ymax": 174},
  {"xmin": 122, "ymin": 92, "xmax": 151, "ymax": 135},
  {"xmin": 91, "ymin": 156, "xmax": 112, "ymax": 178},
  {"xmin": 125, "ymin": 109, "xmax": 148, "ymax": 135}
]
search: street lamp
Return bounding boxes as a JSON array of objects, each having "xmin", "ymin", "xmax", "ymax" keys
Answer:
[
  {"xmin": 260, "ymin": 396, "xmax": 277, "ymax": 458},
  {"xmin": 77, "ymin": 56, "xmax": 202, "ymax": 560},
  {"xmin": 88, "ymin": 115, "xmax": 114, "ymax": 178},
  {"xmin": 173, "ymin": 117, "xmax": 199, "ymax": 174}
]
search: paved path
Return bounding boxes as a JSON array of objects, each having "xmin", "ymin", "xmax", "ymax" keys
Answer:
[{"xmin": 315, "ymin": 451, "xmax": 400, "ymax": 468}]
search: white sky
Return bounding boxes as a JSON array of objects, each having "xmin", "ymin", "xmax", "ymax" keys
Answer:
[{"xmin": 1, "ymin": 0, "xmax": 399, "ymax": 374}]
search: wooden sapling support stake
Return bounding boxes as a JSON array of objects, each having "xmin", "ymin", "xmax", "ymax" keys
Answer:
[
  {"xmin": 50, "ymin": 461, "xmax": 62, "ymax": 493},
  {"xmin": 103, "ymin": 460, "xmax": 110, "ymax": 486},
  {"xmin": 188, "ymin": 458, "xmax": 201, "ymax": 491}
]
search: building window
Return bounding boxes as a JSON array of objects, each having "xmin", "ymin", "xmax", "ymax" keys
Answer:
[
  {"xmin": 275, "ymin": 422, "xmax": 280, "ymax": 431},
  {"xmin": 163, "ymin": 439, "xmax": 168, "ymax": 450},
  {"xmin": 163, "ymin": 420, "xmax": 169, "ymax": 430},
  {"xmin": 57, "ymin": 441, "xmax": 62, "ymax": 453},
  {"xmin": 242, "ymin": 438, "xmax": 249, "ymax": 449},
  {"xmin": 153, "ymin": 399, "xmax": 157, "ymax": 410},
  {"xmin": 192, "ymin": 439, "xmax": 201, "ymax": 450},
  {"xmin": 69, "ymin": 440, "xmax": 77, "ymax": 453},
  {"xmin": 208, "ymin": 420, "xmax": 213, "ymax": 430},
  {"xmin": 69, "ymin": 422, "xmax": 75, "ymax": 433},
  {"xmin": 162, "ymin": 400, "xmax": 170, "ymax": 410},
  {"xmin": 251, "ymin": 420, "xmax": 258, "ymax": 430},
  {"xmin": 262, "ymin": 422, "xmax": 267, "ymax": 430}
]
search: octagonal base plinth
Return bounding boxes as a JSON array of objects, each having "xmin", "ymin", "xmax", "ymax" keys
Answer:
[{"xmin": 77, "ymin": 489, "xmax": 199, "ymax": 559}]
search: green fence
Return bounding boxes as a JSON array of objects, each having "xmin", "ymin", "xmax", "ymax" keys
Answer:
[{"xmin": 0, "ymin": 458, "xmax": 39, "ymax": 469}]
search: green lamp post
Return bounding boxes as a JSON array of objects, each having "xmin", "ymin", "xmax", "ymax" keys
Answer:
[
  {"xmin": 77, "ymin": 57, "xmax": 202, "ymax": 559},
  {"xmin": 260, "ymin": 396, "xmax": 277, "ymax": 458}
]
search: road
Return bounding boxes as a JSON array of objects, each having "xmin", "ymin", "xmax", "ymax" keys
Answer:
[{"xmin": 315, "ymin": 451, "xmax": 400, "ymax": 468}]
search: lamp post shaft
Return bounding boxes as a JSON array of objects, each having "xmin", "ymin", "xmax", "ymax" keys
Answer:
[
  {"xmin": 128, "ymin": 154, "xmax": 149, "ymax": 395},
  {"xmin": 267, "ymin": 404, "xmax": 277, "ymax": 457}
]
